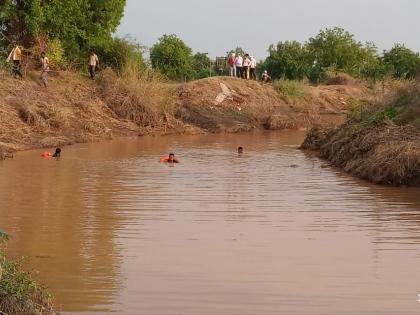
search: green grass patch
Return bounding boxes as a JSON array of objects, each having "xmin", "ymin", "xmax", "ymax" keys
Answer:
[
  {"xmin": 0, "ymin": 233, "xmax": 57, "ymax": 315},
  {"xmin": 273, "ymin": 79, "xmax": 307, "ymax": 101}
]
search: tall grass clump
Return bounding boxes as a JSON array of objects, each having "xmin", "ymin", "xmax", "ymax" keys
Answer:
[
  {"xmin": 0, "ymin": 232, "xmax": 57, "ymax": 315},
  {"xmin": 273, "ymin": 79, "xmax": 307, "ymax": 101},
  {"xmin": 99, "ymin": 59, "xmax": 176, "ymax": 128}
]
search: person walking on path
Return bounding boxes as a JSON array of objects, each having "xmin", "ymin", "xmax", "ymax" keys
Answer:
[
  {"xmin": 250, "ymin": 56, "xmax": 257, "ymax": 80},
  {"xmin": 89, "ymin": 50, "xmax": 100, "ymax": 80},
  {"xmin": 228, "ymin": 53, "xmax": 236, "ymax": 77},
  {"xmin": 7, "ymin": 44, "xmax": 23, "ymax": 78},
  {"xmin": 40, "ymin": 52, "xmax": 49, "ymax": 87},
  {"xmin": 243, "ymin": 54, "xmax": 251, "ymax": 79},
  {"xmin": 235, "ymin": 54, "xmax": 243, "ymax": 79}
]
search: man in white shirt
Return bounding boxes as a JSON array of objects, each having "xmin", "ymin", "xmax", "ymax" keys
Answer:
[
  {"xmin": 235, "ymin": 55, "xmax": 243, "ymax": 78},
  {"xmin": 243, "ymin": 54, "xmax": 251, "ymax": 79},
  {"xmin": 89, "ymin": 51, "xmax": 100, "ymax": 80},
  {"xmin": 250, "ymin": 56, "xmax": 257, "ymax": 80}
]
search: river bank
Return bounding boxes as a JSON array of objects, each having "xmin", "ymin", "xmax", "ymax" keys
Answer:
[
  {"xmin": 301, "ymin": 81, "xmax": 420, "ymax": 186},
  {"xmin": 0, "ymin": 69, "xmax": 376, "ymax": 158}
]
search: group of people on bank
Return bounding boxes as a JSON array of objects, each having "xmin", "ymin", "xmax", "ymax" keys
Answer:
[
  {"xmin": 6, "ymin": 44, "xmax": 100, "ymax": 87},
  {"xmin": 227, "ymin": 53, "xmax": 257, "ymax": 80},
  {"xmin": 227, "ymin": 52, "xmax": 271, "ymax": 82},
  {"xmin": 7, "ymin": 44, "xmax": 271, "ymax": 85}
]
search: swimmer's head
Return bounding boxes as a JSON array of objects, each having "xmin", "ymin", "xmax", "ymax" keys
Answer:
[
  {"xmin": 168, "ymin": 153, "xmax": 175, "ymax": 162},
  {"xmin": 53, "ymin": 148, "xmax": 61, "ymax": 157},
  {"xmin": 238, "ymin": 147, "xmax": 244, "ymax": 154}
]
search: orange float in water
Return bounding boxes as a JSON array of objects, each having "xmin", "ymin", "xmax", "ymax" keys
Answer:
[
  {"xmin": 160, "ymin": 155, "xmax": 170, "ymax": 163},
  {"xmin": 41, "ymin": 151, "xmax": 51, "ymax": 158},
  {"xmin": 159, "ymin": 155, "xmax": 179, "ymax": 163}
]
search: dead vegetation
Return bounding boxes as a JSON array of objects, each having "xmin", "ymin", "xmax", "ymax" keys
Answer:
[
  {"xmin": 0, "ymin": 70, "xmax": 377, "ymax": 155},
  {"xmin": 98, "ymin": 61, "xmax": 178, "ymax": 130},
  {"xmin": 301, "ymin": 81, "xmax": 420, "ymax": 186}
]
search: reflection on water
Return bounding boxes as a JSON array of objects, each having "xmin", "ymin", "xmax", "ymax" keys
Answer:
[{"xmin": 0, "ymin": 131, "xmax": 420, "ymax": 315}]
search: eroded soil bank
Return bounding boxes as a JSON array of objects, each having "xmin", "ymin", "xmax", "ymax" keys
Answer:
[
  {"xmin": 301, "ymin": 82, "xmax": 420, "ymax": 186},
  {"xmin": 0, "ymin": 70, "xmax": 375, "ymax": 157}
]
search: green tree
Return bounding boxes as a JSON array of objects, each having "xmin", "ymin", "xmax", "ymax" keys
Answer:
[
  {"xmin": 0, "ymin": 0, "xmax": 43, "ymax": 46},
  {"xmin": 383, "ymin": 44, "xmax": 420, "ymax": 79},
  {"xmin": 42, "ymin": 0, "xmax": 126, "ymax": 60},
  {"xmin": 96, "ymin": 37, "xmax": 145, "ymax": 73},
  {"xmin": 0, "ymin": 0, "xmax": 126, "ymax": 61},
  {"xmin": 150, "ymin": 34, "xmax": 193, "ymax": 80},
  {"xmin": 306, "ymin": 27, "xmax": 379, "ymax": 81},
  {"xmin": 264, "ymin": 41, "xmax": 309, "ymax": 80},
  {"xmin": 191, "ymin": 52, "xmax": 212, "ymax": 80},
  {"xmin": 360, "ymin": 56, "xmax": 391, "ymax": 82}
]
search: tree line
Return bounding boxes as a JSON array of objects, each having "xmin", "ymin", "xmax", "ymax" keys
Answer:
[
  {"xmin": 1, "ymin": 1, "xmax": 419, "ymax": 82},
  {"xmin": 149, "ymin": 29, "xmax": 420, "ymax": 83},
  {"xmin": 261, "ymin": 27, "xmax": 420, "ymax": 83}
]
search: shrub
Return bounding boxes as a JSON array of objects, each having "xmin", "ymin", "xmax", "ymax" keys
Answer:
[
  {"xmin": 0, "ymin": 233, "xmax": 57, "ymax": 315},
  {"xmin": 191, "ymin": 52, "xmax": 213, "ymax": 80},
  {"xmin": 150, "ymin": 34, "xmax": 193, "ymax": 81},
  {"xmin": 93, "ymin": 37, "xmax": 145, "ymax": 74},
  {"xmin": 383, "ymin": 44, "xmax": 420, "ymax": 79}
]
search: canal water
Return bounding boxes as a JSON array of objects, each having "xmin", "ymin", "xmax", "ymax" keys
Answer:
[{"xmin": 0, "ymin": 131, "xmax": 419, "ymax": 315}]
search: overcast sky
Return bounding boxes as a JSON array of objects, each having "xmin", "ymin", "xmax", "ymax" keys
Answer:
[{"xmin": 117, "ymin": 0, "xmax": 420, "ymax": 60}]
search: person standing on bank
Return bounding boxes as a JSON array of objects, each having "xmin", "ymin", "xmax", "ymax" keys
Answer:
[
  {"xmin": 243, "ymin": 54, "xmax": 251, "ymax": 79},
  {"xmin": 250, "ymin": 56, "xmax": 257, "ymax": 80},
  {"xmin": 40, "ymin": 52, "xmax": 49, "ymax": 87},
  {"xmin": 7, "ymin": 44, "xmax": 23, "ymax": 78},
  {"xmin": 235, "ymin": 54, "xmax": 243, "ymax": 79},
  {"xmin": 228, "ymin": 52, "xmax": 236, "ymax": 77},
  {"xmin": 89, "ymin": 51, "xmax": 100, "ymax": 80}
]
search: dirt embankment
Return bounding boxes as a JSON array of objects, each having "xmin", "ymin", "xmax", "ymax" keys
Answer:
[
  {"xmin": 176, "ymin": 76, "xmax": 372, "ymax": 132},
  {"xmin": 0, "ymin": 70, "xmax": 375, "ymax": 157},
  {"xmin": 301, "ymin": 83, "xmax": 420, "ymax": 186}
]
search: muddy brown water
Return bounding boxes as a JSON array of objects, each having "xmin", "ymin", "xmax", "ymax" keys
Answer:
[{"xmin": 1, "ymin": 131, "xmax": 420, "ymax": 315}]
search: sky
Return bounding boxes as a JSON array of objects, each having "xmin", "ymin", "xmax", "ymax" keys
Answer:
[{"xmin": 117, "ymin": 0, "xmax": 420, "ymax": 60}]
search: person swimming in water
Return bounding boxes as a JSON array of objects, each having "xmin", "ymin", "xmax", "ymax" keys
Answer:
[
  {"xmin": 41, "ymin": 148, "xmax": 61, "ymax": 158},
  {"xmin": 160, "ymin": 153, "xmax": 179, "ymax": 163},
  {"xmin": 238, "ymin": 146, "xmax": 244, "ymax": 154},
  {"xmin": 52, "ymin": 148, "xmax": 61, "ymax": 157}
]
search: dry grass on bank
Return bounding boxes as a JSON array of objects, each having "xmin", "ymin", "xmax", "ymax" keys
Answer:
[
  {"xmin": 301, "ymin": 81, "xmax": 420, "ymax": 186},
  {"xmin": 98, "ymin": 62, "xmax": 178, "ymax": 130}
]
